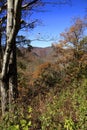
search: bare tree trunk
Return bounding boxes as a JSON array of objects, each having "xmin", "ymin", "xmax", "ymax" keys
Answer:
[
  {"xmin": 0, "ymin": 30, "xmax": 2, "ymax": 71},
  {"xmin": 1, "ymin": 80, "xmax": 9, "ymax": 115},
  {"xmin": 1, "ymin": 0, "xmax": 14, "ymax": 116},
  {"xmin": 8, "ymin": 0, "xmax": 22, "ymax": 110},
  {"xmin": 1, "ymin": 0, "xmax": 22, "ymax": 116},
  {"xmin": 0, "ymin": 28, "xmax": 3, "ymax": 71},
  {"xmin": 9, "ymin": 39, "xmax": 18, "ymax": 111}
]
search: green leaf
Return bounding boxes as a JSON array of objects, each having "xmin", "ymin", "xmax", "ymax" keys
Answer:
[
  {"xmin": 9, "ymin": 125, "xmax": 19, "ymax": 130},
  {"xmin": 28, "ymin": 121, "xmax": 32, "ymax": 126},
  {"xmin": 22, "ymin": 126, "xmax": 28, "ymax": 130},
  {"xmin": 20, "ymin": 119, "xmax": 27, "ymax": 127}
]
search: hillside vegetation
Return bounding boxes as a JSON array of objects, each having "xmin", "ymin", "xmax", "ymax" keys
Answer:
[
  {"xmin": 1, "ymin": 44, "xmax": 87, "ymax": 130},
  {"xmin": 0, "ymin": 18, "xmax": 87, "ymax": 130}
]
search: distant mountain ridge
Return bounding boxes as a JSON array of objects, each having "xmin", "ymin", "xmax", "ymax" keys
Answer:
[
  {"xmin": 17, "ymin": 46, "xmax": 57, "ymax": 63},
  {"xmin": 32, "ymin": 46, "xmax": 53, "ymax": 57}
]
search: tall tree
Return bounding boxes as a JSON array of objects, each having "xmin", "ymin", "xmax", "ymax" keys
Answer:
[
  {"xmin": 0, "ymin": 0, "xmax": 71, "ymax": 116},
  {"xmin": 0, "ymin": 0, "xmax": 22, "ymax": 116}
]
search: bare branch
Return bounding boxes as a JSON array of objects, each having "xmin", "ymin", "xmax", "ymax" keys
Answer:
[{"xmin": 22, "ymin": 0, "xmax": 39, "ymax": 9}]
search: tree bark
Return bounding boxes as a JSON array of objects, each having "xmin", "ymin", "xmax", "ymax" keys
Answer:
[
  {"xmin": 9, "ymin": 39, "xmax": 18, "ymax": 110},
  {"xmin": 0, "ymin": 29, "xmax": 1, "ymax": 55},
  {"xmin": 8, "ymin": 0, "xmax": 22, "ymax": 110},
  {"xmin": 0, "ymin": 0, "xmax": 14, "ymax": 116},
  {"xmin": 1, "ymin": 0, "xmax": 22, "ymax": 116},
  {"xmin": 1, "ymin": 78, "xmax": 9, "ymax": 115}
]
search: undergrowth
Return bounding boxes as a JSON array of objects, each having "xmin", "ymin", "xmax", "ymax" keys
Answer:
[{"xmin": 39, "ymin": 79, "xmax": 87, "ymax": 130}]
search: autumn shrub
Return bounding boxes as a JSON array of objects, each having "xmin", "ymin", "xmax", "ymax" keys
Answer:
[
  {"xmin": 30, "ymin": 62, "xmax": 62, "ymax": 94},
  {"xmin": 64, "ymin": 57, "xmax": 87, "ymax": 87}
]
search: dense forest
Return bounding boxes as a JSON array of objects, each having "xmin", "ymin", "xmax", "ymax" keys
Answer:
[{"xmin": 0, "ymin": 0, "xmax": 87, "ymax": 130}]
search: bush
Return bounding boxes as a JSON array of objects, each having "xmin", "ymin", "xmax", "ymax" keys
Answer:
[
  {"xmin": 39, "ymin": 80, "xmax": 87, "ymax": 130},
  {"xmin": 0, "ymin": 106, "xmax": 32, "ymax": 130},
  {"xmin": 30, "ymin": 62, "xmax": 62, "ymax": 96},
  {"xmin": 32, "ymin": 63, "xmax": 60, "ymax": 88}
]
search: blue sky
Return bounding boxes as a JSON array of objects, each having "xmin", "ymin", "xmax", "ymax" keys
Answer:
[{"xmin": 25, "ymin": 0, "xmax": 87, "ymax": 47}]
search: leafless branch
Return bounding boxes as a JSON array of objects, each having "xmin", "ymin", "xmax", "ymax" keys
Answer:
[{"xmin": 22, "ymin": 0, "xmax": 39, "ymax": 9}]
